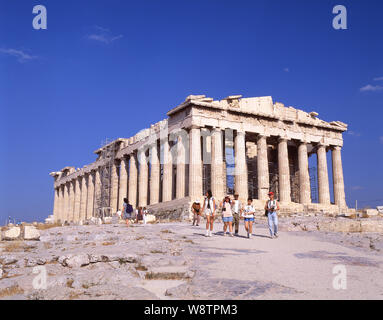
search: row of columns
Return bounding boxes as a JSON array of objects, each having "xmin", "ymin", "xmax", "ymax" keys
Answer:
[{"xmin": 53, "ymin": 127, "xmax": 346, "ymax": 222}]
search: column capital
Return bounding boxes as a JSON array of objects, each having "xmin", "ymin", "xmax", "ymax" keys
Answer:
[
  {"xmin": 236, "ymin": 130, "xmax": 246, "ymax": 136},
  {"xmin": 278, "ymin": 136, "xmax": 290, "ymax": 142},
  {"xmin": 332, "ymin": 145, "xmax": 342, "ymax": 151}
]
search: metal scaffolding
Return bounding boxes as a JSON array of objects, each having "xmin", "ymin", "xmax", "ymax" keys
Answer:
[
  {"xmin": 309, "ymin": 166, "xmax": 318, "ymax": 203},
  {"xmin": 94, "ymin": 138, "xmax": 116, "ymax": 218}
]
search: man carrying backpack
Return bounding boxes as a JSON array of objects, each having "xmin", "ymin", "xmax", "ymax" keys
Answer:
[
  {"xmin": 264, "ymin": 192, "xmax": 280, "ymax": 238},
  {"xmin": 123, "ymin": 198, "xmax": 133, "ymax": 226}
]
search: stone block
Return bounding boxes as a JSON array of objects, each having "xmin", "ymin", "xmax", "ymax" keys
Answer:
[
  {"xmin": 23, "ymin": 226, "xmax": 40, "ymax": 241},
  {"xmin": 3, "ymin": 227, "xmax": 21, "ymax": 240}
]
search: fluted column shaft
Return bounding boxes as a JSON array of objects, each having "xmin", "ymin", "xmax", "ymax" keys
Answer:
[
  {"xmin": 86, "ymin": 172, "xmax": 95, "ymax": 219},
  {"xmin": 94, "ymin": 169, "xmax": 102, "ymax": 216},
  {"xmin": 110, "ymin": 162, "xmax": 119, "ymax": 213},
  {"xmin": 211, "ymin": 128, "xmax": 224, "ymax": 200},
  {"xmin": 73, "ymin": 178, "xmax": 81, "ymax": 222},
  {"xmin": 59, "ymin": 186, "xmax": 65, "ymax": 222},
  {"xmin": 80, "ymin": 175, "xmax": 88, "ymax": 221},
  {"xmin": 162, "ymin": 138, "xmax": 173, "ymax": 202},
  {"xmin": 278, "ymin": 138, "xmax": 291, "ymax": 202},
  {"xmin": 317, "ymin": 144, "xmax": 331, "ymax": 204},
  {"xmin": 298, "ymin": 142, "xmax": 311, "ymax": 204},
  {"xmin": 53, "ymin": 188, "xmax": 59, "ymax": 222},
  {"xmin": 189, "ymin": 127, "xmax": 203, "ymax": 199},
  {"xmin": 128, "ymin": 154, "xmax": 138, "ymax": 208},
  {"xmin": 176, "ymin": 135, "xmax": 186, "ymax": 199},
  {"xmin": 332, "ymin": 146, "xmax": 346, "ymax": 207},
  {"xmin": 68, "ymin": 181, "xmax": 75, "ymax": 222},
  {"xmin": 118, "ymin": 158, "xmax": 128, "ymax": 210},
  {"xmin": 234, "ymin": 131, "xmax": 248, "ymax": 200},
  {"xmin": 257, "ymin": 135, "xmax": 269, "ymax": 200},
  {"xmin": 64, "ymin": 183, "xmax": 70, "ymax": 222},
  {"xmin": 150, "ymin": 143, "xmax": 160, "ymax": 204},
  {"xmin": 138, "ymin": 149, "xmax": 148, "ymax": 207}
]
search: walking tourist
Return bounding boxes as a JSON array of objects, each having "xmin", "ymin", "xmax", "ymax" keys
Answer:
[
  {"xmin": 220, "ymin": 196, "xmax": 234, "ymax": 237},
  {"xmin": 122, "ymin": 198, "xmax": 133, "ymax": 226},
  {"xmin": 242, "ymin": 198, "xmax": 255, "ymax": 238},
  {"xmin": 136, "ymin": 207, "xmax": 144, "ymax": 224},
  {"xmin": 142, "ymin": 207, "xmax": 148, "ymax": 224},
  {"xmin": 191, "ymin": 200, "xmax": 201, "ymax": 226},
  {"xmin": 202, "ymin": 190, "xmax": 216, "ymax": 237},
  {"xmin": 231, "ymin": 193, "xmax": 242, "ymax": 236},
  {"xmin": 265, "ymin": 192, "xmax": 280, "ymax": 238}
]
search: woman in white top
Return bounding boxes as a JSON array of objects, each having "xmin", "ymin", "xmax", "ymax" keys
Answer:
[
  {"xmin": 201, "ymin": 190, "xmax": 216, "ymax": 237},
  {"xmin": 242, "ymin": 198, "xmax": 255, "ymax": 238},
  {"xmin": 220, "ymin": 196, "xmax": 234, "ymax": 237}
]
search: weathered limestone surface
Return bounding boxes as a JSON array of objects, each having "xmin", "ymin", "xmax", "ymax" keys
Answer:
[
  {"xmin": 234, "ymin": 131, "xmax": 248, "ymax": 201},
  {"xmin": 1, "ymin": 220, "xmax": 382, "ymax": 300},
  {"xmin": 298, "ymin": 142, "xmax": 311, "ymax": 204}
]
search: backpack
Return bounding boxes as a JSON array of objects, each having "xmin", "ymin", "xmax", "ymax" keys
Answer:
[{"xmin": 126, "ymin": 204, "xmax": 133, "ymax": 214}]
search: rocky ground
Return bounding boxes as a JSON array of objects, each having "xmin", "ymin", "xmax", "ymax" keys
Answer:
[{"xmin": 0, "ymin": 216, "xmax": 382, "ymax": 300}]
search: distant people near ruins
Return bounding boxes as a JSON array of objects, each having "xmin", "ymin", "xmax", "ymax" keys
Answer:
[
  {"xmin": 191, "ymin": 200, "xmax": 201, "ymax": 226},
  {"xmin": 142, "ymin": 207, "xmax": 148, "ymax": 225},
  {"xmin": 220, "ymin": 196, "xmax": 234, "ymax": 237},
  {"xmin": 136, "ymin": 207, "xmax": 144, "ymax": 224},
  {"xmin": 265, "ymin": 192, "xmax": 280, "ymax": 239},
  {"xmin": 231, "ymin": 193, "xmax": 242, "ymax": 236},
  {"xmin": 202, "ymin": 190, "xmax": 216, "ymax": 237},
  {"xmin": 242, "ymin": 198, "xmax": 255, "ymax": 239},
  {"xmin": 123, "ymin": 198, "xmax": 133, "ymax": 226}
]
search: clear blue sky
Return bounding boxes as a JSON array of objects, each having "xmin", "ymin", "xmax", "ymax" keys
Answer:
[{"xmin": 1, "ymin": 0, "xmax": 382, "ymax": 223}]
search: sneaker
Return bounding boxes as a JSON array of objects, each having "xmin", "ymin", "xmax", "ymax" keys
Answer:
[
  {"xmin": 196, "ymin": 224, "xmax": 199, "ymax": 226},
  {"xmin": 274, "ymin": 233, "xmax": 279, "ymax": 238},
  {"xmin": 230, "ymin": 233, "xmax": 234, "ymax": 237},
  {"xmin": 223, "ymin": 232, "xmax": 227, "ymax": 237},
  {"xmin": 248, "ymin": 233, "xmax": 252, "ymax": 239},
  {"xmin": 205, "ymin": 230, "xmax": 209, "ymax": 237},
  {"xmin": 209, "ymin": 231, "xmax": 212, "ymax": 237}
]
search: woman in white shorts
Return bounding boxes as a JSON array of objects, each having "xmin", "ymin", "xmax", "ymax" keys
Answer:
[{"xmin": 202, "ymin": 190, "xmax": 216, "ymax": 237}]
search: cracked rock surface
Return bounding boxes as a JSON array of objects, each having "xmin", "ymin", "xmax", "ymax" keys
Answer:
[{"xmin": 0, "ymin": 220, "xmax": 382, "ymax": 300}]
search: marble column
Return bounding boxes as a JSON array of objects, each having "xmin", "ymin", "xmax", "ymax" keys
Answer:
[
  {"xmin": 59, "ymin": 185, "xmax": 65, "ymax": 223},
  {"xmin": 94, "ymin": 168, "xmax": 102, "ymax": 216},
  {"xmin": 176, "ymin": 135, "xmax": 186, "ymax": 199},
  {"xmin": 257, "ymin": 134, "xmax": 269, "ymax": 200},
  {"xmin": 298, "ymin": 142, "xmax": 311, "ymax": 204},
  {"xmin": 80, "ymin": 175, "xmax": 88, "ymax": 222},
  {"xmin": 317, "ymin": 144, "xmax": 331, "ymax": 204},
  {"xmin": 86, "ymin": 172, "xmax": 95, "ymax": 219},
  {"xmin": 118, "ymin": 157, "xmax": 128, "ymax": 210},
  {"xmin": 189, "ymin": 127, "xmax": 203, "ymax": 200},
  {"xmin": 53, "ymin": 188, "xmax": 59, "ymax": 222},
  {"xmin": 63, "ymin": 183, "xmax": 70, "ymax": 222},
  {"xmin": 234, "ymin": 131, "xmax": 248, "ymax": 200},
  {"xmin": 68, "ymin": 180, "xmax": 75, "ymax": 222},
  {"xmin": 211, "ymin": 127, "xmax": 224, "ymax": 200},
  {"xmin": 150, "ymin": 143, "xmax": 160, "ymax": 204},
  {"xmin": 278, "ymin": 138, "xmax": 291, "ymax": 202},
  {"xmin": 138, "ymin": 149, "xmax": 148, "ymax": 207},
  {"xmin": 128, "ymin": 154, "xmax": 138, "ymax": 208},
  {"xmin": 73, "ymin": 177, "xmax": 82, "ymax": 222},
  {"xmin": 162, "ymin": 138, "xmax": 173, "ymax": 202},
  {"xmin": 332, "ymin": 146, "xmax": 347, "ymax": 208},
  {"xmin": 110, "ymin": 162, "xmax": 119, "ymax": 213}
]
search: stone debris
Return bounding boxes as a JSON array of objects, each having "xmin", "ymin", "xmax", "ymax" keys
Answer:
[{"xmin": 0, "ymin": 220, "xmax": 382, "ymax": 300}]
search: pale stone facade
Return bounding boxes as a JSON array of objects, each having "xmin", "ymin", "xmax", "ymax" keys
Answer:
[{"xmin": 50, "ymin": 95, "xmax": 348, "ymax": 223}]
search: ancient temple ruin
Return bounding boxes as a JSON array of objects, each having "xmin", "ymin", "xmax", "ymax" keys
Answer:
[{"xmin": 50, "ymin": 94, "xmax": 348, "ymax": 222}]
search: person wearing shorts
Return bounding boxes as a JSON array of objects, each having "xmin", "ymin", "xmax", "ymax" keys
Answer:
[
  {"xmin": 242, "ymin": 198, "xmax": 255, "ymax": 238},
  {"xmin": 221, "ymin": 196, "xmax": 234, "ymax": 237},
  {"xmin": 202, "ymin": 190, "xmax": 216, "ymax": 237}
]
